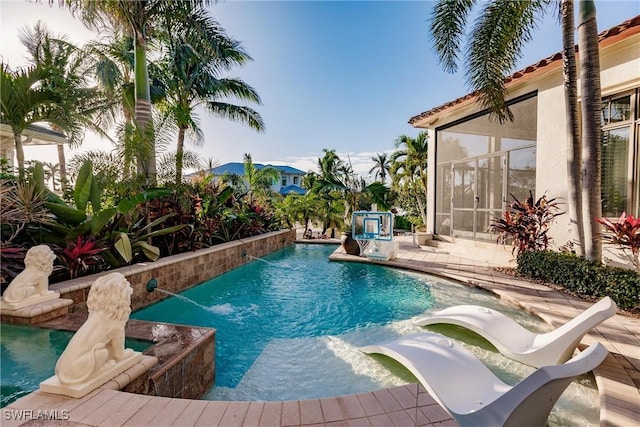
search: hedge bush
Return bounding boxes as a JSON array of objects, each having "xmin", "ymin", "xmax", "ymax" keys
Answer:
[{"xmin": 517, "ymin": 250, "xmax": 640, "ymax": 311}]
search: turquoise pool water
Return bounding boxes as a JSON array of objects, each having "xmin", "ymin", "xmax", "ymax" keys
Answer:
[
  {"xmin": 131, "ymin": 244, "xmax": 598, "ymax": 426},
  {"xmin": 0, "ymin": 324, "xmax": 151, "ymax": 407}
]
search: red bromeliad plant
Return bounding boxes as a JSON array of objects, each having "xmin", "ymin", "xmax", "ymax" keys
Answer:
[
  {"xmin": 489, "ymin": 191, "xmax": 564, "ymax": 256},
  {"xmin": 596, "ymin": 212, "xmax": 640, "ymax": 271},
  {"xmin": 57, "ymin": 236, "xmax": 106, "ymax": 279}
]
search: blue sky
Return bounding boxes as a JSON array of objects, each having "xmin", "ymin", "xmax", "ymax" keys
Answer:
[{"xmin": 1, "ymin": 0, "xmax": 639, "ymax": 177}]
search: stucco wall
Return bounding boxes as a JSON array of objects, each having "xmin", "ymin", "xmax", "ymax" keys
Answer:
[
  {"xmin": 537, "ymin": 35, "xmax": 640, "ymax": 249},
  {"xmin": 535, "ymin": 70, "xmax": 575, "ymax": 249}
]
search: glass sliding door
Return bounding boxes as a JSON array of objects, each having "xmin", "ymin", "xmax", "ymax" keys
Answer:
[
  {"xmin": 451, "ymin": 155, "xmax": 504, "ymax": 240},
  {"xmin": 476, "ymin": 155, "xmax": 504, "ymax": 240},
  {"xmin": 435, "ymin": 163, "xmax": 452, "ymax": 235}
]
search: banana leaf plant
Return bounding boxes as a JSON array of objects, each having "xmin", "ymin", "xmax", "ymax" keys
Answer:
[
  {"xmin": 106, "ymin": 212, "xmax": 192, "ymax": 266},
  {"xmin": 40, "ymin": 160, "xmax": 116, "ymax": 241},
  {"xmin": 36, "ymin": 160, "xmax": 188, "ymax": 266}
]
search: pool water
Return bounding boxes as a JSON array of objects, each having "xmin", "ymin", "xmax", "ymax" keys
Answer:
[
  {"xmin": 131, "ymin": 244, "xmax": 599, "ymax": 426},
  {"xmin": 0, "ymin": 324, "xmax": 151, "ymax": 407}
]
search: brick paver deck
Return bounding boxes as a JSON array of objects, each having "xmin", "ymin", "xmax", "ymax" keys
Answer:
[{"xmin": 4, "ymin": 236, "xmax": 639, "ymax": 426}]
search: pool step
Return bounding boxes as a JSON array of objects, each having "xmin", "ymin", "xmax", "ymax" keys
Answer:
[{"xmin": 0, "ymin": 297, "xmax": 73, "ymax": 325}]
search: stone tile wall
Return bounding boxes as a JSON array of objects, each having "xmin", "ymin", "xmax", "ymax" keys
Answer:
[
  {"xmin": 50, "ymin": 229, "xmax": 296, "ymax": 313},
  {"xmin": 123, "ymin": 325, "xmax": 216, "ymax": 400}
]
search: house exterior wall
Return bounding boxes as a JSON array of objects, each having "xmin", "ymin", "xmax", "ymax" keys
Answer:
[
  {"xmin": 536, "ymin": 35, "xmax": 640, "ymax": 249},
  {"xmin": 535, "ymin": 70, "xmax": 574, "ymax": 248},
  {"xmin": 419, "ymin": 30, "xmax": 639, "ymax": 257},
  {"xmin": 272, "ymin": 172, "xmax": 304, "ymax": 192}
]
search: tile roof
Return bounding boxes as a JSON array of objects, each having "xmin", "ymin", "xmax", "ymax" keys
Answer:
[
  {"xmin": 409, "ymin": 15, "xmax": 640, "ymax": 126},
  {"xmin": 208, "ymin": 162, "xmax": 306, "ymax": 176},
  {"xmin": 279, "ymin": 185, "xmax": 307, "ymax": 195},
  {"xmin": 266, "ymin": 164, "xmax": 307, "ymax": 175}
]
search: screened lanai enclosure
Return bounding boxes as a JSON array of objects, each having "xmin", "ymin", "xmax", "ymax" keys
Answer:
[{"xmin": 435, "ymin": 94, "xmax": 537, "ymax": 241}]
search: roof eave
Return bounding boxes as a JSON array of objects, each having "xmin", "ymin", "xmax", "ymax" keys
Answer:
[{"xmin": 409, "ymin": 15, "xmax": 640, "ymax": 129}]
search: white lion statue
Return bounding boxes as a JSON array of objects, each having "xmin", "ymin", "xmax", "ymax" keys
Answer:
[
  {"xmin": 2, "ymin": 245, "xmax": 56, "ymax": 304},
  {"xmin": 55, "ymin": 272, "xmax": 136, "ymax": 385}
]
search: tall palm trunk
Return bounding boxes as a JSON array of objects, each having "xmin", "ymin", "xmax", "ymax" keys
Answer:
[
  {"xmin": 561, "ymin": 0, "xmax": 584, "ymax": 255},
  {"xmin": 49, "ymin": 121, "xmax": 69, "ymax": 193},
  {"xmin": 13, "ymin": 132, "xmax": 25, "ymax": 181},
  {"xmin": 175, "ymin": 126, "xmax": 186, "ymax": 185},
  {"xmin": 413, "ymin": 184, "xmax": 427, "ymax": 227},
  {"xmin": 134, "ymin": 29, "xmax": 156, "ymax": 187},
  {"xmin": 577, "ymin": 0, "xmax": 603, "ymax": 262},
  {"xmin": 56, "ymin": 144, "xmax": 68, "ymax": 192},
  {"xmin": 418, "ymin": 170, "xmax": 429, "ymax": 226}
]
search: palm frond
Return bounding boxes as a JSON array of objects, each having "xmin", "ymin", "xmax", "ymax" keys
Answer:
[{"xmin": 430, "ymin": 0, "xmax": 477, "ymax": 73}]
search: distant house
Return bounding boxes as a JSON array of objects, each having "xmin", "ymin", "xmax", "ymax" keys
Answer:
[
  {"xmin": 410, "ymin": 15, "xmax": 639, "ymax": 253},
  {"xmin": 196, "ymin": 162, "xmax": 307, "ymax": 195}
]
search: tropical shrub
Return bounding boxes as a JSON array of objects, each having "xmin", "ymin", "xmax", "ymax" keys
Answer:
[
  {"xmin": 596, "ymin": 212, "xmax": 640, "ymax": 272},
  {"xmin": 1, "ymin": 158, "xmax": 284, "ymax": 283},
  {"xmin": 517, "ymin": 250, "xmax": 639, "ymax": 311},
  {"xmin": 0, "ymin": 246, "xmax": 26, "ymax": 290},
  {"xmin": 489, "ymin": 191, "xmax": 564, "ymax": 256},
  {"xmin": 55, "ymin": 236, "xmax": 106, "ymax": 279}
]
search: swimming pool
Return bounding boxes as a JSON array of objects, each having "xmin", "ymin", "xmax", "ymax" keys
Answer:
[
  {"xmin": 131, "ymin": 243, "xmax": 598, "ymax": 426},
  {"xmin": 0, "ymin": 324, "xmax": 151, "ymax": 407}
]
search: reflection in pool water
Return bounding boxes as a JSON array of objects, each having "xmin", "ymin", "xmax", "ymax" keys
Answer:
[
  {"xmin": 0, "ymin": 324, "xmax": 151, "ymax": 407},
  {"xmin": 132, "ymin": 244, "xmax": 598, "ymax": 426}
]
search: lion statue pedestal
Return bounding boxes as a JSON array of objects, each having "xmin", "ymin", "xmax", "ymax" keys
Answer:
[
  {"xmin": 40, "ymin": 273, "xmax": 142, "ymax": 398},
  {"xmin": 0, "ymin": 245, "xmax": 59, "ymax": 310}
]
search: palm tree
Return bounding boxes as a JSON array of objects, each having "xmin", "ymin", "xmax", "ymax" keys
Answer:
[
  {"xmin": 242, "ymin": 153, "xmax": 280, "ymax": 204},
  {"xmin": 157, "ymin": 7, "xmax": 264, "ymax": 185},
  {"xmin": 1, "ymin": 63, "xmax": 66, "ymax": 180},
  {"xmin": 41, "ymin": 161, "xmax": 61, "ymax": 191},
  {"xmin": 317, "ymin": 196, "xmax": 345, "ymax": 237},
  {"xmin": 429, "ymin": 0, "xmax": 603, "ymax": 261},
  {"xmin": 317, "ymin": 149, "xmax": 345, "ymax": 182},
  {"xmin": 561, "ymin": 0, "xmax": 585, "ymax": 256},
  {"xmin": 391, "ymin": 158, "xmax": 427, "ymax": 227},
  {"xmin": 313, "ymin": 151, "xmax": 390, "ymax": 224},
  {"xmin": 86, "ymin": 31, "xmax": 167, "ymax": 182},
  {"xmin": 390, "ymin": 132, "xmax": 429, "ymax": 225},
  {"xmin": 369, "ymin": 152, "xmax": 391, "ymax": 183},
  {"xmin": 577, "ymin": 0, "xmax": 603, "ymax": 261},
  {"xmin": 19, "ymin": 22, "xmax": 111, "ymax": 192},
  {"xmin": 55, "ymin": 0, "xmax": 214, "ymax": 186}
]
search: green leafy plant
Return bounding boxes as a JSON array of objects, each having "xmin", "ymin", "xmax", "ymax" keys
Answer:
[
  {"xmin": 0, "ymin": 246, "xmax": 26, "ymax": 289},
  {"xmin": 105, "ymin": 209, "xmax": 191, "ymax": 267},
  {"xmin": 517, "ymin": 250, "xmax": 639, "ymax": 312},
  {"xmin": 489, "ymin": 191, "xmax": 564, "ymax": 256},
  {"xmin": 596, "ymin": 212, "xmax": 640, "ymax": 272},
  {"xmin": 42, "ymin": 160, "xmax": 117, "ymax": 240}
]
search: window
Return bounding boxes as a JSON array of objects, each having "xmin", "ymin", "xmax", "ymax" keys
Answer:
[
  {"xmin": 281, "ymin": 177, "xmax": 287, "ymax": 186},
  {"xmin": 293, "ymin": 176, "xmax": 298, "ymax": 185},
  {"xmin": 601, "ymin": 91, "xmax": 638, "ymax": 217}
]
